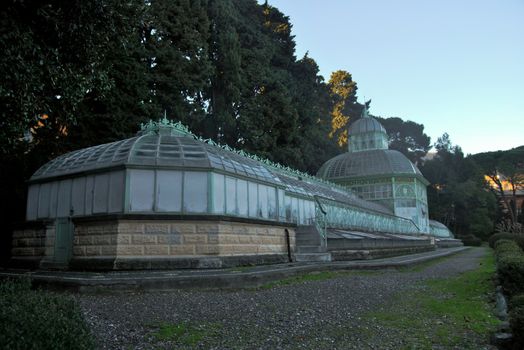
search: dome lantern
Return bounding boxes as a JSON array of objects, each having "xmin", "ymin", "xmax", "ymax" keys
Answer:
[{"xmin": 347, "ymin": 105, "xmax": 389, "ymax": 152}]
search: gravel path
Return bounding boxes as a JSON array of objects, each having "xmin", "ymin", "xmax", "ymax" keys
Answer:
[{"xmin": 78, "ymin": 247, "xmax": 494, "ymax": 349}]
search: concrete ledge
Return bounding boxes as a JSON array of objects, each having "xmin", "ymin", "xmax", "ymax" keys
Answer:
[
  {"xmin": 0, "ymin": 247, "xmax": 470, "ymax": 292},
  {"xmin": 70, "ymin": 254, "xmax": 290, "ymax": 271},
  {"xmin": 330, "ymin": 245, "xmax": 435, "ymax": 261}
]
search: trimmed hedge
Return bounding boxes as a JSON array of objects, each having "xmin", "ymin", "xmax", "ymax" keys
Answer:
[
  {"xmin": 509, "ymin": 306, "xmax": 524, "ymax": 349},
  {"xmin": 493, "ymin": 241, "xmax": 524, "ymax": 349},
  {"xmin": 495, "ymin": 240, "xmax": 524, "ymax": 297},
  {"xmin": 0, "ymin": 278, "xmax": 94, "ymax": 350},
  {"xmin": 494, "ymin": 239, "xmax": 524, "ymax": 256},
  {"xmin": 489, "ymin": 232, "xmax": 524, "ymax": 250}
]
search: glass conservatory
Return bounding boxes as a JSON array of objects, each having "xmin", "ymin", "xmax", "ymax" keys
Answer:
[
  {"xmin": 13, "ymin": 117, "xmax": 453, "ymax": 270},
  {"xmin": 317, "ymin": 106, "xmax": 431, "ymax": 233}
]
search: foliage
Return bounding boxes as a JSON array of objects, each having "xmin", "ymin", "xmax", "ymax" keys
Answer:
[
  {"xmin": 472, "ymin": 146, "xmax": 524, "ymax": 226},
  {"xmin": 374, "ymin": 116, "xmax": 431, "ymax": 164},
  {"xmin": 488, "ymin": 232, "xmax": 524, "ymax": 250},
  {"xmin": 327, "ymin": 70, "xmax": 360, "ymax": 147},
  {"xmin": 420, "ymin": 133, "xmax": 499, "ymax": 239},
  {"xmin": 494, "ymin": 240, "xmax": 524, "ymax": 297},
  {"xmin": 509, "ymin": 306, "xmax": 524, "ymax": 349},
  {"xmin": 0, "ymin": 278, "xmax": 94, "ymax": 349}
]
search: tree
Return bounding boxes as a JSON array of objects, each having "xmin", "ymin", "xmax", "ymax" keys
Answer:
[
  {"xmin": 375, "ymin": 116, "xmax": 431, "ymax": 164},
  {"xmin": 327, "ymin": 70, "xmax": 359, "ymax": 147},
  {"xmin": 207, "ymin": 0, "xmax": 242, "ymax": 144},
  {"xmin": 472, "ymin": 146, "xmax": 524, "ymax": 227},
  {"xmin": 420, "ymin": 133, "xmax": 499, "ymax": 239}
]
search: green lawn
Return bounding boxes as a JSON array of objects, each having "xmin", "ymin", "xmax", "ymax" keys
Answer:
[{"xmin": 365, "ymin": 249, "xmax": 500, "ymax": 349}]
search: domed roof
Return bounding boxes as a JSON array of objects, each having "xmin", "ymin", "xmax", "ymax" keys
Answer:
[
  {"xmin": 317, "ymin": 149, "xmax": 425, "ymax": 180},
  {"xmin": 30, "ymin": 120, "xmax": 278, "ymax": 183},
  {"xmin": 348, "ymin": 117, "xmax": 386, "ymax": 135}
]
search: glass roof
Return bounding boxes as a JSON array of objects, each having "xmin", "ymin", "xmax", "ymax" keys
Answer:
[
  {"xmin": 31, "ymin": 133, "xmax": 279, "ymax": 184},
  {"xmin": 317, "ymin": 149, "xmax": 424, "ymax": 180},
  {"xmin": 273, "ymin": 172, "xmax": 393, "ymax": 215},
  {"xmin": 348, "ymin": 117, "xmax": 386, "ymax": 135}
]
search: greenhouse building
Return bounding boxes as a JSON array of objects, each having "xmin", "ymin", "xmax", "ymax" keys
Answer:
[{"xmin": 12, "ymin": 116, "xmax": 458, "ymax": 270}]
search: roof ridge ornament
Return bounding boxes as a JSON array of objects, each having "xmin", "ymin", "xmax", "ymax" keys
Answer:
[{"xmin": 138, "ymin": 116, "xmax": 192, "ymax": 137}]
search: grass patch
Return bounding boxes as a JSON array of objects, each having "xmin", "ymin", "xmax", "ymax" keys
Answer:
[
  {"xmin": 398, "ymin": 254, "xmax": 456, "ymax": 273},
  {"xmin": 365, "ymin": 249, "xmax": 500, "ymax": 349},
  {"xmin": 257, "ymin": 270, "xmax": 383, "ymax": 290},
  {"xmin": 0, "ymin": 278, "xmax": 94, "ymax": 350},
  {"xmin": 149, "ymin": 321, "xmax": 222, "ymax": 347}
]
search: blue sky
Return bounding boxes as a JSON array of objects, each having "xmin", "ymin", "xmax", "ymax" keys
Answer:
[{"xmin": 266, "ymin": 0, "xmax": 524, "ymax": 154}]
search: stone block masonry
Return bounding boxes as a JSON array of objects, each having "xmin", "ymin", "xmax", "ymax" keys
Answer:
[{"xmin": 70, "ymin": 219, "xmax": 295, "ymax": 270}]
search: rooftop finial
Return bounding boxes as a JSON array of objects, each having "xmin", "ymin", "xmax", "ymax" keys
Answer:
[{"xmin": 361, "ymin": 102, "xmax": 369, "ymax": 118}]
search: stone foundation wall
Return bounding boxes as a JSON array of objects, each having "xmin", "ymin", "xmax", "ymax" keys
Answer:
[
  {"xmin": 70, "ymin": 219, "xmax": 296, "ymax": 270},
  {"xmin": 11, "ymin": 226, "xmax": 47, "ymax": 268}
]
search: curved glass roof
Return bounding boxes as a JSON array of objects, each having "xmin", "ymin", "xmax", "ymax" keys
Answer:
[
  {"xmin": 31, "ymin": 133, "xmax": 278, "ymax": 184},
  {"xmin": 348, "ymin": 117, "xmax": 386, "ymax": 135},
  {"xmin": 317, "ymin": 149, "xmax": 424, "ymax": 180}
]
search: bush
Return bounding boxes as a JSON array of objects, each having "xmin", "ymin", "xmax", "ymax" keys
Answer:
[
  {"xmin": 489, "ymin": 232, "xmax": 524, "ymax": 249},
  {"xmin": 509, "ymin": 306, "xmax": 524, "ymax": 349},
  {"xmin": 0, "ymin": 278, "xmax": 94, "ymax": 350},
  {"xmin": 494, "ymin": 239, "xmax": 523, "ymax": 256},
  {"xmin": 458, "ymin": 234, "xmax": 482, "ymax": 246},
  {"xmin": 510, "ymin": 294, "xmax": 524, "ymax": 309},
  {"xmin": 496, "ymin": 249, "xmax": 524, "ymax": 298}
]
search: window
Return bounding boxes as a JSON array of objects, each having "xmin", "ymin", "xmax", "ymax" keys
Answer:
[
  {"xmin": 183, "ymin": 171, "xmax": 207, "ymax": 213},
  {"xmin": 156, "ymin": 170, "xmax": 183, "ymax": 212},
  {"xmin": 237, "ymin": 179, "xmax": 248, "ymax": 216},
  {"xmin": 226, "ymin": 176, "xmax": 237, "ymax": 214},
  {"xmin": 129, "ymin": 170, "xmax": 154, "ymax": 212},
  {"xmin": 212, "ymin": 173, "xmax": 225, "ymax": 214}
]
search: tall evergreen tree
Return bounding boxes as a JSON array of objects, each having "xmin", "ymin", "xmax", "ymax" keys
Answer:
[
  {"xmin": 145, "ymin": 0, "xmax": 212, "ymax": 134},
  {"xmin": 327, "ymin": 70, "xmax": 359, "ymax": 147},
  {"xmin": 207, "ymin": 0, "xmax": 242, "ymax": 144}
]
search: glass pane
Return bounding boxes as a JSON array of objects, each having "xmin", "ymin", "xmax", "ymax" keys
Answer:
[
  {"xmin": 237, "ymin": 179, "xmax": 248, "ymax": 216},
  {"xmin": 49, "ymin": 181, "xmax": 59, "ymax": 218},
  {"xmin": 298, "ymin": 199, "xmax": 303, "ymax": 224},
  {"xmin": 57, "ymin": 179, "xmax": 72, "ymax": 217},
  {"xmin": 183, "ymin": 171, "xmax": 207, "ymax": 213},
  {"xmin": 85, "ymin": 176, "xmax": 94, "ymax": 215},
  {"xmin": 212, "ymin": 173, "xmax": 225, "ymax": 214},
  {"xmin": 26, "ymin": 185, "xmax": 39, "ymax": 220},
  {"xmin": 156, "ymin": 170, "xmax": 182, "ymax": 212},
  {"xmin": 267, "ymin": 186, "xmax": 276, "ymax": 219},
  {"xmin": 93, "ymin": 174, "xmax": 109, "ymax": 213},
  {"xmin": 109, "ymin": 171, "xmax": 124, "ymax": 213},
  {"xmin": 291, "ymin": 197, "xmax": 298, "ymax": 223},
  {"xmin": 129, "ymin": 169, "xmax": 154, "ymax": 212},
  {"xmin": 71, "ymin": 177, "xmax": 85, "ymax": 216},
  {"xmin": 37, "ymin": 183, "xmax": 51, "ymax": 219},
  {"xmin": 258, "ymin": 184, "xmax": 268, "ymax": 218},
  {"xmin": 285, "ymin": 195, "xmax": 291, "ymax": 221},
  {"xmin": 248, "ymin": 182, "xmax": 258, "ymax": 217},
  {"xmin": 226, "ymin": 176, "xmax": 237, "ymax": 215},
  {"xmin": 278, "ymin": 189, "xmax": 285, "ymax": 221}
]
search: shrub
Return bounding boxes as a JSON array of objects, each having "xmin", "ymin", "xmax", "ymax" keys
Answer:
[
  {"xmin": 489, "ymin": 232, "xmax": 524, "ymax": 249},
  {"xmin": 497, "ymin": 252, "xmax": 524, "ymax": 298},
  {"xmin": 510, "ymin": 294, "xmax": 524, "ymax": 309},
  {"xmin": 494, "ymin": 239, "xmax": 523, "ymax": 256},
  {"xmin": 509, "ymin": 306, "xmax": 524, "ymax": 349},
  {"xmin": 0, "ymin": 278, "xmax": 94, "ymax": 350}
]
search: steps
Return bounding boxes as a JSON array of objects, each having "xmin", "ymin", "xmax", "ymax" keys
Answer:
[{"xmin": 294, "ymin": 225, "xmax": 332, "ymax": 262}]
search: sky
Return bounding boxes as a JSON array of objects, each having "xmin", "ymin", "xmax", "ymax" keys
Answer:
[{"xmin": 266, "ymin": 0, "xmax": 524, "ymax": 155}]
